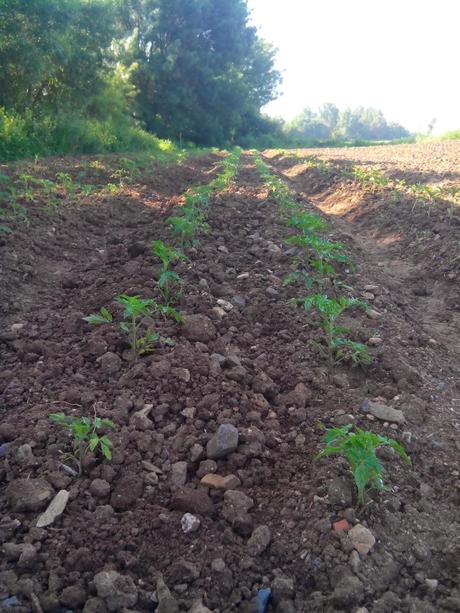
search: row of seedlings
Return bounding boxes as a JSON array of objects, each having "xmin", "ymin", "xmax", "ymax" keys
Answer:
[
  {"xmin": 252, "ymin": 151, "xmax": 410, "ymax": 505},
  {"xmin": 49, "ymin": 149, "xmax": 242, "ymax": 473}
]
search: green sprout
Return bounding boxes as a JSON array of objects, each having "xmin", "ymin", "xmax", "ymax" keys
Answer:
[
  {"xmin": 49, "ymin": 413, "xmax": 117, "ymax": 474},
  {"xmin": 82, "ymin": 307, "xmax": 113, "ymax": 325},
  {"xmin": 84, "ymin": 295, "xmax": 182, "ymax": 360},
  {"xmin": 285, "ymin": 235, "xmax": 352, "ymax": 289},
  {"xmin": 317, "ymin": 425, "xmax": 411, "ymax": 504},
  {"xmin": 165, "ymin": 215, "xmax": 201, "ymax": 248},
  {"xmin": 151, "ymin": 239, "xmax": 187, "ymax": 304},
  {"xmin": 287, "ymin": 211, "xmax": 329, "ymax": 235},
  {"xmin": 295, "ymin": 293, "xmax": 370, "ymax": 367}
]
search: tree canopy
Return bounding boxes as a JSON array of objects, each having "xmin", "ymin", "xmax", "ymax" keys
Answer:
[
  {"xmin": 287, "ymin": 104, "xmax": 410, "ymax": 142},
  {"xmin": 0, "ymin": 0, "xmax": 281, "ymax": 148},
  {"xmin": 117, "ymin": 0, "xmax": 280, "ymax": 145}
]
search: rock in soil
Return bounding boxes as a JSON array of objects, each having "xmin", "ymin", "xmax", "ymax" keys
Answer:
[
  {"xmin": 206, "ymin": 423, "xmax": 239, "ymax": 459},
  {"xmin": 332, "ymin": 575, "xmax": 364, "ymax": 608},
  {"xmin": 182, "ymin": 314, "xmax": 216, "ymax": 342},
  {"xmin": 93, "ymin": 570, "xmax": 138, "ymax": 611},
  {"xmin": 365, "ymin": 400, "xmax": 405, "ymax": 424},
  {"xmin": 5, "ymin": 478, "xmax": 53, "ymax": 512},
  {"xmin": 349, "ymin": 523, "xmax": 376, "ymax": 555},
  {"xmin": 110, "ymin": 474, "xmax": 143, "ymax": 510},
  {"xmin": 181, "ymin": 513, "xmax": 201, "ymax": 534},
  {"xmin": 36, "ymin": 490, "xmax": 69, "ymax": 528},
  {"xmin": 171, "ymin": 488, "xmax": 215, "ymax": 516},
  {"xmin": 247, "ymin": 525, "xmax": 271, "ymax": 556},
  {"xmin": 328, "ymin": 476, "xmax": 354, "ymax": 507},
  {"xmin": 156, "ymin": 576, "xmax": 179, "ymax": 613}
]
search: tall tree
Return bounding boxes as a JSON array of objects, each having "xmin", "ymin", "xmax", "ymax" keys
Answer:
[
  {"xmin": 0, "ymin": 0, "xmax": 116, "ymax": 112},
  {"xmin": 118, "ymin": 0, "xmax": 281, "ymax": 144}
]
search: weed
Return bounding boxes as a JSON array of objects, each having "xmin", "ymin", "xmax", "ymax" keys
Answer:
[
  {"xmin": 56, "ymin": 172, "xmax": 78, "ymax": 199},
  {"xmin": 49, "ymin": 412, "xmax": 116, "ymax": 474},
  {"xmin": 151, "ymin": 239, "xmax": 187, "ymax": 304},
  {"xmin": 317, "ymin": 425, "xmax": 411, "ymax": 504}
]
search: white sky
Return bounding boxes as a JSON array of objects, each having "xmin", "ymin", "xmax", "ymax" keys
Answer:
[{"xmin": 248, "ymin": 0, "xmax": 460, "ymax": 134}]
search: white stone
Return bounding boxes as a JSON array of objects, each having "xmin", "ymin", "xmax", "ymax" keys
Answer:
[
  {"xmin": 181, "ymin": 513, "xmax": 201, "ymax": 533},
  {"xmin": 36, "ymin": 490, "xmax": 69, "ymax": 528},
  {"xmin": 217, "ymin": 299, "xmax": 233, "ymax": 312}
]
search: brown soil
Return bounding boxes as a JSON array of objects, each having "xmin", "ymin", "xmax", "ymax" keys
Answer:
[{"xmin": 0, "ymin": 145, "xmax": 459, "ymax": 613}]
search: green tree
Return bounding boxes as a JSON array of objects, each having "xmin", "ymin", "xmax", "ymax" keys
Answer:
[
  {"xmin": 118, "ymin": 0, "xmax": 281, "ymax": 145},
  {"xmin": 0, "ymin": 0, "xmax": 117, "ymax": 112},
  {"xmin": 319, "ymin": 102, "xmax": 339, "ymax": 132}
]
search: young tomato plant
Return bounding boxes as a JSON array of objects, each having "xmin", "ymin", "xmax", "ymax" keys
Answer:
[
  {"xmin": 166, "ymin": 215, "xmax": 201, "ymax": 249},
  {"xmin": 49, "ymin": 413, "xmax": 116, "ymax": 474},
  {"xmin": 116, "ymin": 294, "xmax": 182, "ymax": 359},
  {"xmin": 84, "ymin": 295, "xmax": 182, "ymax": 360},
  {"xmin": 287, "ymin": 211, "xmax": 329, "ymax": 236},
  {"xmin": 151, "ymin": 240, "xmax": 187, "ymax": 304},
  {"xmin": 296, "ymin": 294, "xmax": 370, "ymax": 367},
  {"xmin": 285, "ymin": 235, "xmax": 353, "ymax": 292},
  {"xmin": 317, "ymin": 425, "xmax": 411, "ymax": 504}
]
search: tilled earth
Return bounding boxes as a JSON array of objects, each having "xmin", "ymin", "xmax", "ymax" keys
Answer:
[{"xmin": 0, "ymin": 146, "xmax": 459, "ymax": 613}]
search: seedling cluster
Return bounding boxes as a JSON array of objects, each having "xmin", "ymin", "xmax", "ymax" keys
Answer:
[
  {"xmin": 253, "ymin": 152, "xmax": 370, "ymax": 368},
  {"xmin": 0, "ymin": 149, "xmax": 208, "ymax": 232}
]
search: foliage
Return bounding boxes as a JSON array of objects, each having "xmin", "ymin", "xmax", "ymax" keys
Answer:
[
  {"xmin": 286, "ymin": 104, "xmax": 410, "ymax": 143},
  {"xmin": 348, "ymin": 166, "xmax": 390, "ymax": 187},
  {"xmin": 287, "ymin": 234, "xmax": 352, "ymax": 281},
  {"xmin": 317, "ymin": 425, "xmax": 411, "ymax": 503},
  {"xmin": 295, "ymin": 294, "xmax": 370, "ymax": 367},
  {"xmin": 0, "ymin": 106, "xmax": 174, "ymax": 162},
  {"xmin": 119, "ymin": 0, "xmax": 281, "ymax": 145},
  {"xmin": 439, "ymin": 129, "xmax": 460, "ymax": 141},
  {"xmin": 82, "ymin": 307, "xmax": 113, "ymax": 326},
  {"xmin": 83, "ymin": 294, "xmax": 182, "ymax": 360},
  {"xmin": 288, "ymin": 211, "xmax": 329, "ymax": 235},
  {"xmin": 49, "ymin": 412, "xmax": 116, "ymax": 474},
  {"xmin": 0, "ymin": 0, "xmax": 115, "ymax": 112},
  {"xmin": 151, "ymin": 240, "xmax": 187, "ymax": 304},
  {"xmin": 166, "ymin": 149, "xmax": 241, "ymax": 248}
]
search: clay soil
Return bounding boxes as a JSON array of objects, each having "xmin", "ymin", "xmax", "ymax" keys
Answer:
[{"xmin": 0, "ymin": 143, "xmax": 459, "ymax": 613}]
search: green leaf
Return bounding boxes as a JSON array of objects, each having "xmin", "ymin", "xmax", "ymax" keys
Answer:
[
  {"xmin": 100, "ymin": 443, "xmax": 112, "ymax": 460},
  {"xmin": 89, "ymin": 435, "xmax": 99, "ymax": 451},
  {"xmin": 82, "ymin": 309, "xmax": 112, "ymax": 325},
  {"xmin": 354, "ymin": 463, "xmax": 372, "ymax": 503},
  {"xmin": 388, "ymin": 439, "xmax": 411, "ymax": 463}
]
